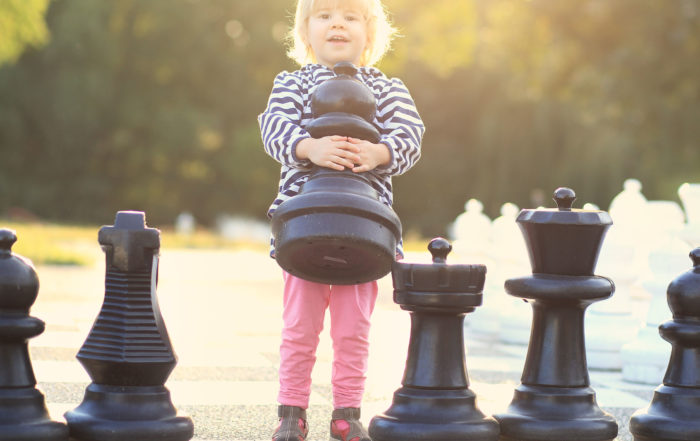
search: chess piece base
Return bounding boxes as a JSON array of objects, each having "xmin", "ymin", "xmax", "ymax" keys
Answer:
[
  {"xmin": 495, "ymin": 384, "xmax": 617, "ymax": 441},
  {"xmin": 274, "ymin": 212, "xmax": 395, "ymax": 284},
  {"xmin": 369, "ymin": 387, "xmax": 500, "ymax": 441},
  {"xmin": 64, "ymin": 384, "xmax": 194, "ymax": 441},
  {"xmin": 0, "ymin": 388, "xmax": 68, "ymax": 441},
  {"xmin": 629, "ymin": 384, "xmax": 700, "ymax": 441}
]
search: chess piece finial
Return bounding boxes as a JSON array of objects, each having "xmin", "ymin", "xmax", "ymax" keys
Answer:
[
  {"xmin": 428, "ymin": 237, "xmax": 451, "ymax": 264},
  {"xmin": 553, "ymin": 187, "xmax": 576, "ymax": 211}
]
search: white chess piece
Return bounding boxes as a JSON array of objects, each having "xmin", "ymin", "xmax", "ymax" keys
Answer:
[
  {"xmin": 451, "ymin": 198, "xmax": 492, "ymax": 262},
  {"xmin": 585, "ymin": 225, "xmax": 644, "ymax": 369},
  {"xmin": 679, "ymin": 182, "xmax": 700, "ymax": 247},
  {"xmin": 492, "ymin": 203, "xmax": 532, "ymax": 345},
  {"xmin": 584, "ymin": 180, "xmax": 651, "ymax": 369},
  {"xmin": 609, "ymin": 179, "xmax": 647, "ymax": 218},
  {"xmin": 175, "ymin": 212, "xmax": 195, "ymax": 236},
  {"xmin": 619, "ymin": 198, "xmax": 692, "ymax": 383},
  {"xmin": 621, "ymin": 236, "xmax": 687, "ymax": 384},
  {"xmin": 467, "ymin": 203, "xmax": 530, "ymax": 342}
]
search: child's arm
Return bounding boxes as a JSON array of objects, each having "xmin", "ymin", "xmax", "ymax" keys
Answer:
[
  {"xmin": 258, "ymin": 72, "xmax": 313, "ymax": 168},
  {"xmin": 370, "ymin": 77, "xmax": 425, "ymax": 176}
]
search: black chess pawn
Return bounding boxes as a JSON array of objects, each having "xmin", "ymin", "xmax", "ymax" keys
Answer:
[
  {"xmin": 271, "ymin": 62, "xmax": 401, "ymax": 285},
  {"xmin": 369, "ymin": 238, "xmax": 500, "ymax": 441},
  {"xmin": 64, "ymin": 211, "xmax": 193, "ymax": 441},
  {"xmin": 0, "ymin": 228, "xmax": 69, "ymax": 440},
  {"xmin": 306, "ymin": 61, "xmax": 381, "ymax": 143},
  {"xmin": 629, "ymin": 247, "xmax": 700, "ymax": 441},
  {"xmin": 494, "ymin": 188, "xmax": 618, "ymax": 441}
]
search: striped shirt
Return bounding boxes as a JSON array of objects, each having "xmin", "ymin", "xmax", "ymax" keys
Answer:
[{"xmin": 258, "ymin": 63, "xmax": 425, "ymax": 256}]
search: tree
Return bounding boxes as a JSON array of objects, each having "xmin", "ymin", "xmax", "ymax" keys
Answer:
[
  {"xmin": 384, "ymin": 0, "xmax": 700, "ymax": 232},
  {"xmin": 0, "ymin": 0, "xmax": 50, "ymax": 65},
  {"xmin": 0, "ymin": 0, "xmax": 292, "ymax": 225},
  {"xmin": 1, "ymin": 0, "xmax": 698, "ymax": 236}
]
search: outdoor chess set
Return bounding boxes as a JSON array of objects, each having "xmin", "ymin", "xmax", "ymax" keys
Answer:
[
  {"xmin": 2, "ymin": 199, "xmax": 700, "ymax": 441},
  {"xmin": 1, "ymin": 62, "xmax": 698, "ymax": 440}
]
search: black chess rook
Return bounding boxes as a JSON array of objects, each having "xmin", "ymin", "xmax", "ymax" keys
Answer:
[
  {"xmin": 64, "ymin": 211, "xmax": 194, "ymax": 441},
  {"xmin": 369, "ymin": 237, "xmax": 500, "ymax": 441}
]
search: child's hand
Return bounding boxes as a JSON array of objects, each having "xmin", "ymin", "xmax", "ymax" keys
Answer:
[
  {"xmin": 296, "ymin": 136, "xmax": 361, "ymax": 171},
  {"xmin": 347, "ymin": 137, "xmax": 391, "ymax": 173}
]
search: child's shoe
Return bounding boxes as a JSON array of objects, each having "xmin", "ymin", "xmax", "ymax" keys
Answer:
[
  {"xmin": 273, "ymin": 405, "xmax": 308, "ymax": 441},
  {"xmin": 330, "ymin": 407, "xmax": 371, "ymax": 441}
]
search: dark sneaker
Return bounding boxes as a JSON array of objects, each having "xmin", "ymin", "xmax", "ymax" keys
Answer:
[
  {"xmin": 330, "ymin": 407, "xmax": 371, "ymax": 441},
  {"xmin": 273, "ymin": 405, "xmax": 308, "ymax": 441}
]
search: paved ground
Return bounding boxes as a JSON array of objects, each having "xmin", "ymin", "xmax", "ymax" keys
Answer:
[{"xmin": 28, "ymin": 248, "xmax": 659, "ymax": 441}]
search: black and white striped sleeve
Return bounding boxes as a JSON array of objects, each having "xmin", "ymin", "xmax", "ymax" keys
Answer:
[
  {"xmin": 375, "ymin": 77, "xmax": 425, "ymax": 176},
  {"xmin": 258, "ymin": 72, "xmax": 311, "ymax": 168}
]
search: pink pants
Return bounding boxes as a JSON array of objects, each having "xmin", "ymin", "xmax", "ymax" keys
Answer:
[{"xmin": 278, "ymin": 272, "xmax": 378, "ymax": 409}]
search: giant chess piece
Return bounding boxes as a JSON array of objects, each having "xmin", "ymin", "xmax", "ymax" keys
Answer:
[
  {"xmin": 64, "ymin": 212, "xmax": 194, "ymax": 441},
  {"xmin": 679, "ymin": 182, "xmax": 700, "ymax": 247},
  {"xmin": 494, "ymin": 188, "xmax": 618, "ymax": 441},
  {"xmin": 0, "ymin": 229, "xmax": 69, "ymax": 440},
  {"xmin": 305, "ymin": 61, "xmax": 381, "ymax": 143},
  {"xmin": 369, "ymin": 238, "xmax": 500, "ymax": 441},
  {"xmin": 629, "ymin": 247, "xmax": 700, "ymax": 441},
  {"xmin": 271, "ymin": 62, "xmax": 401, "ymax": 284},
  {"xmin": 621, "ymin": 202, "xmax": 688, "ymax": 384}
]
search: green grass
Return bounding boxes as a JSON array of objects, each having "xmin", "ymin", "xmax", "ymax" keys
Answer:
[
  {"xmin": 0, "ymin": 220, "xmax": 96, "ymax": 266},
  {"xmin": 0, "ymin": 219, "xmax": 432, "ymax": 266},
  {"xmin": 0, "ymin": 219, "xmax": 269, "ymax": 266}
]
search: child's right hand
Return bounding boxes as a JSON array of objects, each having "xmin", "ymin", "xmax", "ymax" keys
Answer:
[{"xmin": 296, "ymin": 136, "xmax": 362, "ymax": 171}]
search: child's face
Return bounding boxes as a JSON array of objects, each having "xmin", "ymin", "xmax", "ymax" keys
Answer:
[{"xmin": 306, "ymin": 4, "xmax": 368, "ymax": 67}]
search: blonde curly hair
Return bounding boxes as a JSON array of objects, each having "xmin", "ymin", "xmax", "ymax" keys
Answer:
[{"xmin": 287, "ymin": 0, "xmax": 396, "ymax": 67}]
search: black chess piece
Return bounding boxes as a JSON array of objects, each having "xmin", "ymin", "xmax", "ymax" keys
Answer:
[
  {"xmin": 64, "ymin": 211, "xmax": 194, "ymax": 441},
  {"xmin": 0, "ymin": 229, "xmax": 69, "ymax": 440},
  {"xmin": 369, "ymin": 238, "xmax": 500, "ymax": 441},
  {"xmin": 629, "ymin": 247, "xmax": 700, "ymax": 441},
  {"xmin": 494, "ymin": 188, "xmax": 618, "ymax": 441},
  {"xmin": 306, "ymin": 61, "xmax": 381, "ymax": 143},
  {"xmin": 271, "ymin": 62, "xmax": 401, "ymax": 285}
]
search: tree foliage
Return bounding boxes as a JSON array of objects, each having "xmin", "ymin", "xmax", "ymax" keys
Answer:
[
  {"xmin": 1, "ymin": 0, "xmax": 698, "ymax": 235},
  {"xmin": 383, "ymin": 0, "xmax": 700, "ymax": 232},
  {"xmin": 0, "ymin": 0, "xmax": 50, "ymax": 65}
]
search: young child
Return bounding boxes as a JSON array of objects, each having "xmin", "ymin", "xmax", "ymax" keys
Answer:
[{"xmin": 258, "ymin": 0, "xmax": 424, "ymax": 440}]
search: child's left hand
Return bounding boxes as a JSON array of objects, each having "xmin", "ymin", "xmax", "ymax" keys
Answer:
[{"xmin": 347, "ymin": 137, "xmax": 391, "ymax": 173}]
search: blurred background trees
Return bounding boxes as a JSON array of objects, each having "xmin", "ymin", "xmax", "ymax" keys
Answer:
[{"xmin": 1, "ymin": 0, "xmax": 698, "ymax": 235}]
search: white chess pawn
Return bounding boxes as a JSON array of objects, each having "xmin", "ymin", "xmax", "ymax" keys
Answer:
[
  {"xmin": 491, "ymin": 203, "xmax": 532, "ymax": 345},
  {"xmin": 584, "ymin": 182, "xmax": 654, "ymax": 370},
  {"xmin": 585, "ymin": 224, "xmax": 644, "ymax": 369},
  {"xmin": 450, "ymin": 198, "xmax": 492, "ymax": 262},
  {"xmin": 608, "ymin": 178, "xmax": 648, "ymax": 227},
  {"xmin": 679, "ymin": 182, "xmax": 700, "ymax": 247},
  {"xmin": 621, "ymin": 201, "xmax": 688, "ymax": 384},
  {"xmin": 467, "ymin": 203, "xmax": 528, "ymax": 341}
]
